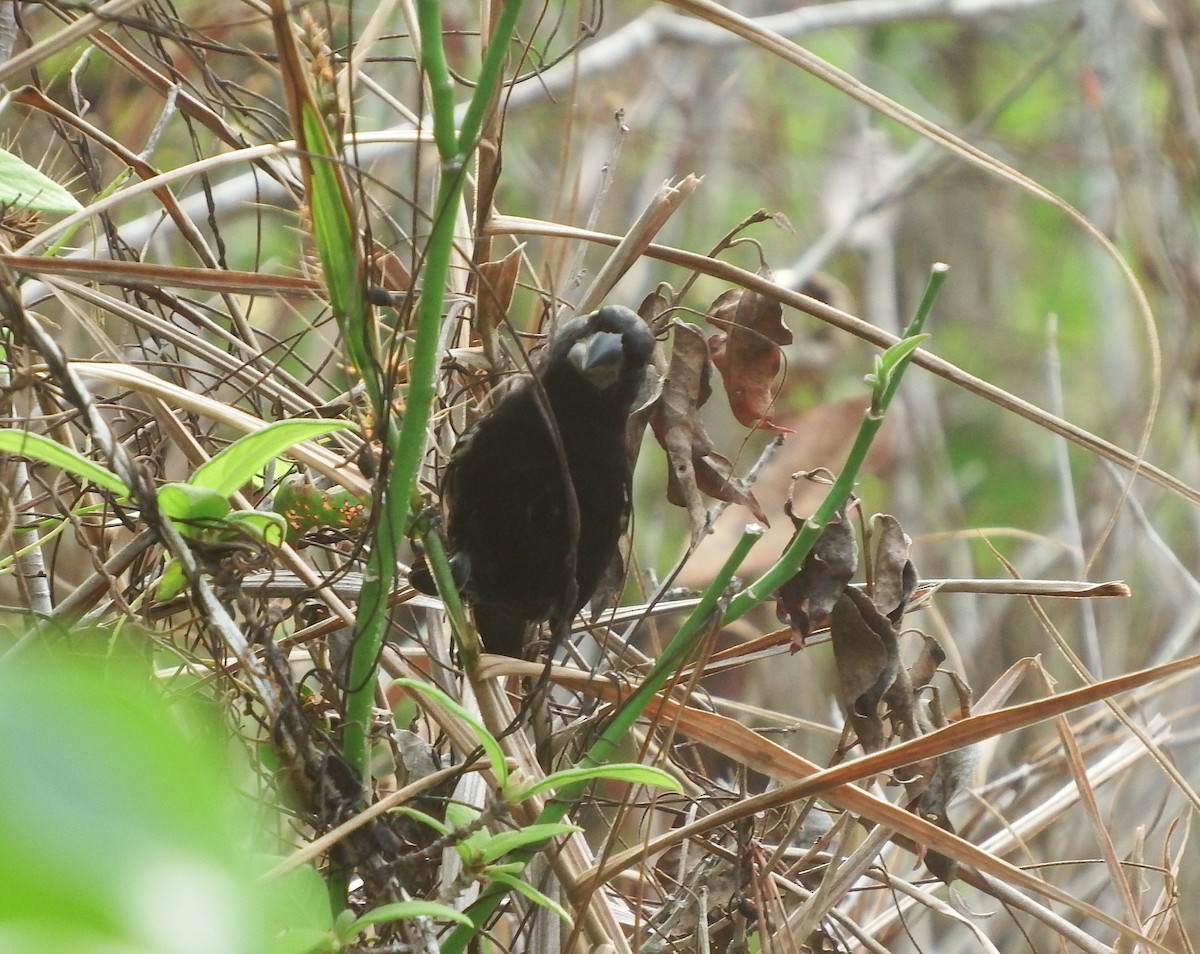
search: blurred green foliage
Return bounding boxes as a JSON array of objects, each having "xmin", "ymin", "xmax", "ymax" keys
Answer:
[{"xmin": 0, "ymin": 639, "xmax": 331, "ymax": 954}]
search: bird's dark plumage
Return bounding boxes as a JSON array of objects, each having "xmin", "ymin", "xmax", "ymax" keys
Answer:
[{"xmin": 439, "ymin": 305, "xmax": 654, "ymax": 656}]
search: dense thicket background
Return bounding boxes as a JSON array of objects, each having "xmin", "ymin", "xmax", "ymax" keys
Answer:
[{"xmin": 3, "ymin": 0, "xmax": 1200, "ymax": 951}]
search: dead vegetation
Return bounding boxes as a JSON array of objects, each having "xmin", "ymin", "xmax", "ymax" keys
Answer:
[{"xmin": 2, "ymin": 0, "xmax": 1200, "ymax": 952}]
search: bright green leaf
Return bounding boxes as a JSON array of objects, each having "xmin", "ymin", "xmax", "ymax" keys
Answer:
[
  {"xmin": 0, "ymin": 430, "xmax": 128, "ymax": 497},
  {"xmin": 256, "ymin": 861, "xmax": 334, "ymax": 953},
  {"xmin": 443, "ymin": 803, "xmax": 490, "ymax": 865},
  {"xmin": 331, "ymin": 908, "xmax": 358, "ymax": 943},
  {"xmin": 157, "ymin": 482, "xmax": 231, "ymax": 529},
  {"xmin": 0, "ymin": 644, "xmax": 310, "ymax": 954},
  {"xmin": 878, "ymin": 333, "xmax": 929, "ymax": 375},
  {"xmin": 222, "ymin": 510, "xmax": 287, "ymax": 548},
  {"xmin": 154, "ymin": 560, "xmax": 187, "ymax": 600},
  {"xmin": 273, "ymin": 926, "xmax": 338, "ymax": 954},
  {"xmin": 346, "ymin": 901, "xmax": 472, "ymax": 934},
  {"xmin": 509, "ymin": 763, "xmax": 682, "ymax": 804},
  {"xmin": 488, "ymin": 871, "xmax": 572, "ymax": 924},
  {"xmin": 443, "ymin": 802, "xmax": 479, "ymax": 830},
  {"xmin": 389, "ymin": 806, "xmax": 450, "ymax": 838},
  {"xmin": 392, "ymin": 679, "xmax": 507, "ymax": 790},
  {"xmin": 298, "ymin": 103, "xmax": 377, "ymax": 414},
  {"xmin": 0, "ymin": 148, "xmax": 83, "ymax": 214},
  {"xmin": 867, "ymin": 333, "xmax": 930, "ymax": 411},
  {"xmin": 190, "ymin": 420, "xmax": 354, "ymax": 496},
  {"xmin": 472, "ymin": 823, "xmax": 581, "ymax": 865}
]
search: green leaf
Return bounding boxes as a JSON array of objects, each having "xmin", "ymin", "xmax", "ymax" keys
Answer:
[
  {"xmin": 272, "ymin": 926, "xmax": 338, "ymax": 954},
  {"xmin": 508, "ymin": 763, "xmax": 682, "ymax": 804},
  {"xmin": 879, "ymin": 333, "xmax": 929, "ymax": 375},
  {"xmin": 155, "ymin": 560, "xmax": 187, "ymax": 600},
  {"xmin": 485, "ymin": 861, "xmax": 524, "ymax": 876},
  {"xmin": 866, "ymin": 333, "xmax": 930, "ymax": 412},
  {"xmin": 487, "ymin": 870, "xmax": 572, "ymax": 924},
  {"xmin": 443, "ymin": 803, "xmax": 489, "ymax": 865},
  {"xmin": 0, "ymin": 430, "xmax": 128, "ymax": 497},
  {"xmin": 331, "ymin": 908, "xmax": 358, "ymax": 943},
  {"xmin": 389, "ymin": 806, "xmax": 450, "ymax": 837},
  {"xmin": 300, "ymin": 104, "xmax": 375, "ymax": 396},
  {"xmin": 222, "ymin": 510, "xmax": 287, "ymax": 548},
  {"xmin": 472, "ymin": 824, "xmax": 581, "ymax": 865},
  {"xmin": 257, "ymin": 861, "xmax": 335, "ymax": 953},
  {"xmin": 157, "ymin": 482, "xmax": 231, "ymax": 529},
  {"xmin": 392, "ymin": 679, "xmax": 507, "ymax": 789},
  {"xmin": 273, "ymin": 478, "xmax": 369, "ymax": 540},
  {"xmin": 346, "ymin": 901, "xmax": 472, "ymax": 935},
  {"xmin": 443, "ymin": 802, "xmax": 479, "ymax": 830},
  {"xmin": 0, "ymin": 148, "xmax": 83, "ymax": 214},
  {"xmin": 0, "ymin": 644, "xmax": 311, "ymax": 954},
  {"xmin": 190, "ymin": 420, "xmax": 354, "ymax": 496}
]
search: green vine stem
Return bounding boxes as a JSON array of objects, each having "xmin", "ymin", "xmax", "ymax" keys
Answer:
[
  {"xmin": 341, "ymin": 0, "xmax": 525, "ymax": 793},
  {"xmin": 724, "ymin": 262, "xmax": 947, "ymax": 623}
]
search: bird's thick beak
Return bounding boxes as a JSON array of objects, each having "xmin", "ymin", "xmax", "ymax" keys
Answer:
[{"xmin": 568, "ymin": 330, "xmax": 625, "ymax": 390}]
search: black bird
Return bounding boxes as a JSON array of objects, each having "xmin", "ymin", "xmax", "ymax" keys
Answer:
[{"xmin": 434, "ymin": 305, "xmax": 654, "ymax": 657}]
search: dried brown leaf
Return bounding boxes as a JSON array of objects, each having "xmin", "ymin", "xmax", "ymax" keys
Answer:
[
  {"xmin": 650, "ymin": 320, "xmax": 711, "ymax": 535},
  {"xmin": 870, "ymin": 513, "xmax": 918, "ymax": 623},
  {"xmin": 649, "ymin": 320, "xmax": 768, "ymax": 538},
  {"xmin": 637, "ymin": 287, "xmax": 671, "ymax": 325},
  {"xmin": 705, "ymin": 274, "xmax": 794, "ymax": 433},
  {"xmin": 908, "ymin": 634, "xmax": 947, "ymax": 692},
  {"xmin": 475, "ymin": 244, "xmax": 523, "ymax": 333},
  {"xmin": 914, "ymin": 737, "xmax": 978, "ymax": 885},
  {"xmin": 678, "ymin": 396, "xmax": 892, "ymax": 588},
  {"xmin": 830, "ymin": 587, "xmax": 901, "ymax": 754},
  {"xmin": 775, "ymin": 504, "xmax": 857, "ymax": 643},
  {"xmin": 691, "ymin": 451, "xmax": 769, "ymax": 527}
]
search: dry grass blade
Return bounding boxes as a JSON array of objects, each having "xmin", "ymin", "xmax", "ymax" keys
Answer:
[
  {"xmin": 473, "ymin": 645, "xmax": 1194, "ymax": 950},
  {"xmin": 0, "ymin": 0, "xmax": 145, "ymax": 86},
  {"xmin": 576, "ymin": 175, "xmax": 703, "ymax": 314},
  {"xmin": 4, "ymin": 255, "xmax": 322, "ymax": 297},
  {"xmin": 550, "ymin": 650, "xmax": 1200, "ymax": 950}
]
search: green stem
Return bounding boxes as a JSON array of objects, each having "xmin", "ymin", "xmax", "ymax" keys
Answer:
[
  {"xmin": 420, "ymin": 519, "xmax": 477, "ymax": 665},
  {"xmin": 725, "ymin": 263, "xmax": 947, "ymax": 623},
  {"xmin": 455, "ymin": 0, "xmax": 523, "ymax": 163},
  {"xmin": 552, "ymin": 525, "xmax": 763, "ymax": 785},
  {"xmin": 440, "ymin": 525, "xmax": 763, "ymax": 952},
  {"xmin": 340, "ymin": 0, "xmax": 525, "ymax": 790},
  {"xmin": 416, "ymin": 0, "xmax": 458, "ymax": 158}
]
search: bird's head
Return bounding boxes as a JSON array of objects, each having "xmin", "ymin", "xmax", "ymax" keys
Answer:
[{"xmin": 549, "ymin": 305, "xmax": 655, "ymax": 398}]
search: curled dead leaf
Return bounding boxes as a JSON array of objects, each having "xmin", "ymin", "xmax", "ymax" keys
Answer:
[
  {"xmin": 829, "ymin": 587, "xmax": 901, "ymax": 754},
  {"xmin": 475, "ymin": 245, "xmax": 523, "ymax": 334},
  {"xmin": 869, "ymin": 513, "xmax": 918, "ymax": 623},
  {"xmin": 907, "ymin": 634, "xmax": 947, "ymax": 691},
  {"xmin": 649, "ymin": 319, "xmax": 768, "ymax": 539},
  {"xmin": 705, "ymin": 273, "xmax": 794, "ymax": 434},
  {"xmin": 637, "ymin": 287, "xmax": 672, "ymax": 327},
  {"xmin": 775, "ymin": 502, "xmax": 857, "ymax": 644}
]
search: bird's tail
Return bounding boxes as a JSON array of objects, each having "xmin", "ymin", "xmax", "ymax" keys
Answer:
[{"xmin": 472, "ymin": 602, "xmax": 531, "ymax": 658}]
